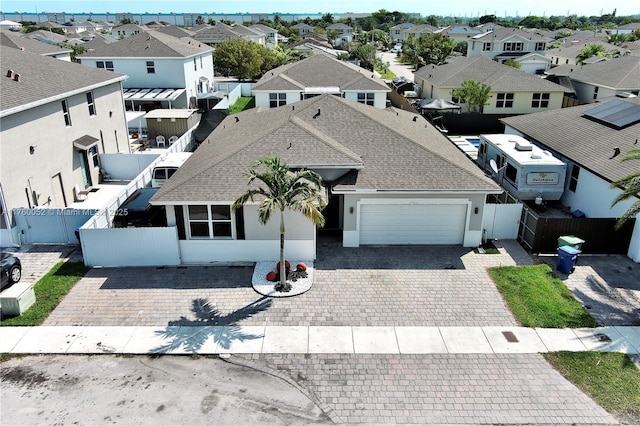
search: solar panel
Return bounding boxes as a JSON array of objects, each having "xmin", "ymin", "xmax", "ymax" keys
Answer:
[{"xmin": 583, "ymin": 99, "xmax": 640, "ymax": 129}]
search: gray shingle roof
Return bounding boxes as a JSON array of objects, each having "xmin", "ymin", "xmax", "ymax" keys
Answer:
[
  {"xmin": 253, "ymin": 54, "xmax": 390, "ymax": 92},
  {"xmin": 78, "ymin": 30, "xmax": 212, "ymax": 58},
  {"xmin": 152, "ymin": 94, "xmax": 499, "ymax": 204},
  {"xmin": 0, "ymin": 31, "xmax": 71, "ymax": 55},
  {"xmin": 414, "ymin": 56, "xmax": 568, "ymax": 92},
  {"xmin": 561, "ymin": 56, "xmax": 640, "ymax": 90},
  {"xmin": 0, "ymin": 45, "xmax": 126, "ymax": 117},
  {"xmin": 501, "ymin": 97, "xmax": 640, "ymax": 183},
  {"xmin": 472, "ymin": 27, "xmax": 551, "ymax": 42}
]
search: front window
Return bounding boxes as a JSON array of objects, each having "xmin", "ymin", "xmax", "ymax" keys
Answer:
[
  {"xmin": 593, "ymin": 86, "xmax": 599, "ymax": 100},
  {"xmin": 146, "ymin": 61, "xmax": 155, "ymax": 74},
  {"xmin": 496, "ymin": 93, "xmax": 514, "ymax": 108},
  {"xmin": 531, "ymin": 93, "xmax": 550, "ymax": 108},
  {"xmin": 96, "ymin": 61, "xmax": 114, "ymax": 71},
  {"xmin": 535, "ymin": 42, "xmax": 546, "ymax": 51},
  {"xmin": 569, "ymin": 165, "xmax": 580, "ymax": 192},
  {"xmin": 61, "ymin": 99, "xmax": 71, "ymax": 126},
  {"xmin": 194, "ymin": 58, "xmax": 197, "ymax": 71},
  {"xmin": 269, "ymin": 93, "xmax": 286, "ymax": 108},
  {"xmin": 86, "ymin": 91, "xmax": 96, "ymax": 116},
  {"xmin": 503, "ymin": 42, "xmax": 523, "ymax": 51},
  {"xmin": 187, "ymin": 205, "xmax": 233, "ymax": 238},
  {"xmin": 483, "ymin": 42, "xmax": 492, "ymax": 51},
  {"xmin": 357, "ymin": 92, "xmax": 375, "ymax": 106}
]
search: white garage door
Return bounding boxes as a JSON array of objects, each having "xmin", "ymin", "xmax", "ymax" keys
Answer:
[{"xmin": 359, "ymin": 203, "xmax": 467, "ymax": 245}]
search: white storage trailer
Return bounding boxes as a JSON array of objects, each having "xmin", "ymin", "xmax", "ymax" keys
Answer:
[{"xmin": 477, "ymin": 134, "xmax": 567, "ymax": 202}]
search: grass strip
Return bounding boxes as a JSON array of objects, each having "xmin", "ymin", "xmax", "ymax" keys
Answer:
[
  {"xmin": 1, "ymin": 261, "xmax": 89, "ymax": 326},
  {"xmin": 488, "ymin": 264, "xmax": 598, "ymax": 328}
]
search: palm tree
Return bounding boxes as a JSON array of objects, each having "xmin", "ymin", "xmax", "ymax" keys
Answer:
[
  {"xmin": 232, "ymin": 158, "xmax": 326, "ymax": 292},
  {"xmin": 611, "ymin": 148, "xmax": 640, "ymax": 229}
]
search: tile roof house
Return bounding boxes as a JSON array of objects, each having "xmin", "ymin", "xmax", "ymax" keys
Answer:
[
  {"xmin": 546, "ymin": 56, "xmax": 640, "ymax": 103},
  {"xmin": 466, "ymin": 27, "xmax": 552, "ymax": 74},
  {"xmin": 252, "ymin": 54, "xmax": 391, "ymax": 109},
  {"xmin": 501, "ymin": 98, "xmax": 640, "ymax": 262},
  {"xmin": 0, "ymin": 32, "xmax": 73, "ymax": 60},
  {"xmin": 0, "ymin": 46, "xmax": 129, "ymax": 246},
  {"xmin": 414, "ymin": 56, "xmax": 569, "ymax": 114},
  {"xmin": 150, "ymin": 94, "xmax": 501, "ymax": 263},
  {"xmin": 78, "ymin": 31, "xmax": 214, "ymax": 110}
]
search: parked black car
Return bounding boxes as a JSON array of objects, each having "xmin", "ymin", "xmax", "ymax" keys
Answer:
[{"xmin": 1, "ymin": 252, "xmax": 21, "ymax": 291}]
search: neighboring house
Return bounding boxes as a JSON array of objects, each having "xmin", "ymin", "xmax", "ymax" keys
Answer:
[
  {"xmin": 547, "ymin": 40, "xmax": 631, "ymax": 67},
  {"xmin": 154, "ymin": 25, "xmax": 195, "ymax": 39},
  {"xmin": 0, "ymin": 20, "xmax": 22, "ymax": 31},
  {"xmin": 434, "ymin": 25, "xmax": 481, "ymax": 43},
  {"xmin": 467, "ymin": 27, "xmax": 552, "ymax": 74},
  {"xmin": 291, "ymin": 23, "xmax": 314, "ymax": 36},
  {"xmin": 0, "ymin": 32, "xmax": 73, "ymax": 61},
  {"xmin": 414, "ymin": 56, "xmax": 568, "ymax": 114},
  {"xmin": 252, "ymin": 54, "xmax": 391, "ymax": 109},
  {"xmin": 24, "ymin": 29, "xmax": 68, "ymax": 46},
  {"xmin": 0, "ymin": 46, "xmax": 129, "ymax": 245},
  {"xmin": 501, "ymin": 98, "xmax": 640, "ymax": 262},
  {"xmin": 78, "ymin": 31, "xmax": 214, "ymax": 110},
  {"xmin": 149, "ymin": 94, "xmax": 501, "ymax": 263},
  {"xmin": 606, "ymin": 22, "xmax": 640, "ymax": 35},
  {"xmin": 287, "ymin": 41, "xmax": 347, "ymax": 58},
  {"xmin": 326, "ymin": 23, "xmax": 353, "ymax": 46},
  {"xmin": 191, "ymin": 23, "xmax": 265, "ymax": 46},
  {"xmin": 249, "ymin": 24, "xmax": 279, "ymax": 46},
  {"xmin": 80, "ymin": 34, "xmax": 117, "ymax": 51},
  {"xmin": 111, "ymin": 23, "xmax": 145, "ymax": 39},
  {"xmin": 546, "ymin": 56, "xmax": 640, "ymax": 103}
]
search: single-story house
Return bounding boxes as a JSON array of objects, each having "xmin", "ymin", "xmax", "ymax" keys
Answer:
[
  {"xmin": 252, "ymin": 54, "xmax": 391, "ymax": 109},
  {"xmin": 150, "ymin": 94, "xmax": 502, "ymax": 263},
  {"xmin": 501, "ymin": 97, "xmax": 640, "ymax": 262}
]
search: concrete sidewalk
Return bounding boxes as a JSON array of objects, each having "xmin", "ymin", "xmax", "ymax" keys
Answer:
[{"xmin": 2, "ymin": 325, "xmax": 638, "ymax": 355}]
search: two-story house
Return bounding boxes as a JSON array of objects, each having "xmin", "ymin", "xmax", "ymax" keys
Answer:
[
  {"xmin": 546, "ymin": 40, "xmax": 629, "ymax": 67},
  {"xmin": 389, "ymin": 23, "xmax": 438, "ymax": 44},
  {"xmin": 111, "ymin": 23, "xmax": 146, "ymax": 39},
  {"xmin": 0, "ymin": 45, "xmax": 129, "ymax": 246},
  {"xmin": 252, "ymin": 53, "xmax": 391, "ymax": 109},
  {"xmin": 467, "ymin": 27, "xmax": 552, "ymax": 74},
  {"xmin": 326, "ymin": 23, "xmax": 354, "ymax": 47},
  {"xmin": 414, "ymin": 56, "xmax": 568, "ymax": 114},
  {"xmin": 249, "ymin": 23, "xmax": 279, "ymax": 46},
  {"xmin": 434, "ymin": 25, "xmax": 481, "ymax": 43},
  {"xmin": 78, "ymin": 31, "xmax": 214, "ymax": 110},
  {"xmin": 291, "ymin": 23, "xmax": 314, "ymax": 36}
]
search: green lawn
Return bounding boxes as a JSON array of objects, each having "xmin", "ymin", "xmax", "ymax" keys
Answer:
[
  {"xmin": 545, "ymin": 352, "xmax": 640, "ymax": 423},
  {"xmin": 0, "ymin": 261, "xmax": 89, "ymax": 326},
  {"xmin": 488, "ymin": 264, "xmax": 598, "ymax": 328},
  {"xmin": 228, "ymin": 96, "xmax": 255, "ymax": 114},
  {"xmin": 376, "ymin": 68, "xmax": 396, "ymax": 79}
]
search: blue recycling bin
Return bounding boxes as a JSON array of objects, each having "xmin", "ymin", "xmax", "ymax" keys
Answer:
[{"xmin": 557, "ymin": 245, "xmax": 580, "ymax": 274}]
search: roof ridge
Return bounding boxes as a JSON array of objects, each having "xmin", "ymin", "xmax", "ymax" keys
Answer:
[{"xmin": 290, "ymin": 115, "xmax": 363, "ymax": 164}]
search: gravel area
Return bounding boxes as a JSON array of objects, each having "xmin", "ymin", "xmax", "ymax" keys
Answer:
[{"xmin": 252, "ymin": 260, "xmax": 314, "ymax": 297}]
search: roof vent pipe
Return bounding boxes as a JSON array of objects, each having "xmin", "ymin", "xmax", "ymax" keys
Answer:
[
  {"xmin": 6, "ymin": 69, "xmax": 13, "ymax": 78},
  {"xmin": 313, "ymin": 108, "xmax": 321, "ymax": 119},
  {"xmin": 13, "ymin": 73, "xmax": 20, "ymax": 82},
  {"xmin": 235, "ymin": 116, "xmax": 239, "ymax": 122}
]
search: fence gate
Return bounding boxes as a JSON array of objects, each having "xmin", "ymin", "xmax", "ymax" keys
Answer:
[{"xmin": 13, "ymin": 208, "xmax": 96, "ymax": 244}]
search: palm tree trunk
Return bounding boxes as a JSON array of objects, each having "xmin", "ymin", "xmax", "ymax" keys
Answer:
[{"xmin": 279, "ymin": 210, "xmax": 286, "ymax": 290}]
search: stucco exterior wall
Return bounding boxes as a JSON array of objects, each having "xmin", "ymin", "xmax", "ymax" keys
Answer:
[{"xmin": 0, "ymin": 82, "xmax": 127, "ymax": 213}]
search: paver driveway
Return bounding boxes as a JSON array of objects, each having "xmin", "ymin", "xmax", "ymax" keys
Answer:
[{"xmin": 43, "ymin": 240, "xmax": 527, "ymax": 327}]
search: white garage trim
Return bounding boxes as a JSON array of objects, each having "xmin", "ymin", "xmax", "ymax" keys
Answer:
[{"xmin": 356, "ymin": 199, "xmax": 471, "ymax": 245}]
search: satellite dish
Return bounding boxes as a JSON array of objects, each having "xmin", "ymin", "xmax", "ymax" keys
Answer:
[{"xmin": 490, "ymin": 159, "xmax": 499, "ymax": 174}]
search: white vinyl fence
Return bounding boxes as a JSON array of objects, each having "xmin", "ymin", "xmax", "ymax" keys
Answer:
[
  {"xmin": 80, "ymin": 226, "xmax": 180, "ymax": 267},
  {"xmin": 99, "ymin": 153, "xmax": 159, "ymax": 181},
  {"xmin": 13, "ymin": 208, "xmax": 97, "ymax": 244}
]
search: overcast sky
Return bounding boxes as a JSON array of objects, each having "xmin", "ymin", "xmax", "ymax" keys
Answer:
[{"xmin": 1, "ymin": 0, "xmax": 637, "ymax": 18}]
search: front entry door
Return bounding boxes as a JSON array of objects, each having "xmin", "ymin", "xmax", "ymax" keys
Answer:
[{"xmin": 78, "ymin": 151, "xmax": 93, "ymax": 188}]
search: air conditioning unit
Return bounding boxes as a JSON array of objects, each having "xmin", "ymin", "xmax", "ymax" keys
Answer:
[{"xmin": 0, "ymin": 282, "xmax": 36, "ymax": 317}]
